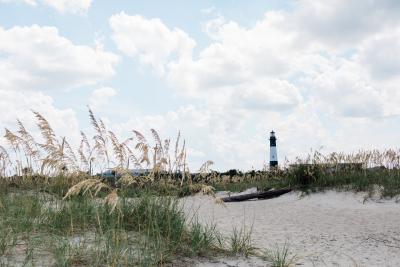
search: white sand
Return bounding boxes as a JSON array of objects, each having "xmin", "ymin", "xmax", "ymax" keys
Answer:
[{"xmin": 182, "ymin": 191, "xmax": 400, "ymax": 267}]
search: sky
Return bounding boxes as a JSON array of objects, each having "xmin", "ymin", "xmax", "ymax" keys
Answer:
[{"xmin": 0, "ymin": 0, "xmax": 399, "ymax": 171}]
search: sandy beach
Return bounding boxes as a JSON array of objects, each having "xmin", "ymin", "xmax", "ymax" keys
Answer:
[{"xmin": 182, "ymin": 190, "xmax": 400, "ymax": 267}]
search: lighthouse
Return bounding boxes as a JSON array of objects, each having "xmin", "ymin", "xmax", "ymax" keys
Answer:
[{"xmin": 269, "ymin": 131, "xmax": 278, "ymax": 167}]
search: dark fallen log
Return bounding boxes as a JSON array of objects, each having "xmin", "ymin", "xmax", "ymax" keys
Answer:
[{"xmin": 221, "ymin": 188, "xmax": 292, "ymax": 202}]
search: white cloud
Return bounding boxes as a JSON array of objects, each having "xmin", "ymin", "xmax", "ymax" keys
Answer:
[
  {"xmin": 110, "ymin": 12, "xmax": 196, "ymax": 75},
  {"xmin": 166, "ymin": 12, "xmax": 304, "ymax": 107},
  {"xmin": 357, "ymin": 27, "xmax": 400, "ymax": 80},
  {"xmin": 110, "ymin": 102, "xmax": 326, "ymax": 170},
  {"xmin": 0, "ymin": 89, "xmax": 81, "ymax": 148},
  {"xmin": 0, "ymin": 0, "xmax": 92, "ymax": 14},
  {"xmin": 42, "ymin": 0, "xmax": 92, "ymax": 14},
  {"xmin": 89, "ymin": 87, "xmax": 117, "ymax": 111},
  {"xmin": 0, "ymin": 24, "xmax": 118, "ymax": 151},
  {"xmin": 231, "ymin": 79, "xmax": 302, "ymax": 112},
  {"xmin": 0, "ymin": 25, "xmax": 119, "ymax": 91},
  {"xmin": 309, "ymin": 60, "xmax": 384, "ymax": 118},
  {"xmin": 0, "ymin": 0, "xmax": 36, "ymax": 6},
  {"xmin": 295, "ymin": 0, "xmax": 400, "ymax": 48},
  {"xmin": 107, "ymin": 2, "xmax": 400, "ymax": 170}
]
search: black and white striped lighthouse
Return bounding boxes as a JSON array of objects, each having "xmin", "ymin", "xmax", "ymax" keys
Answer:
[{"xmin": 269, "ymin": 130, "xmax": 278, "ymax": 167}]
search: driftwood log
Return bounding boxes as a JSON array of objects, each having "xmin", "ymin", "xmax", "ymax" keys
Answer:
[{"xmin": 221, "ymin": 188, "xmax": 292, "ymax": 202}]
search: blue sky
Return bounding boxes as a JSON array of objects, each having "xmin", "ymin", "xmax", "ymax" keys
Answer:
[
  {"xmin": 0, "ymin": 0, "xmax": 399, "ymax": 171},
  {"xmin": 0, "ymin": 1, "xmax": 292, "ymax": 122}
]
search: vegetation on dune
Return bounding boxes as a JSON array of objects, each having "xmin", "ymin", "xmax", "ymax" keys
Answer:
[
  {"xmin": 0, "ymin": 108, "xmax": 400, "ymax": 266},
  {"xmin": 283, "ymin": 149, "xmax": 400, "ymax": 197},
  {"xmin": 262, "ymin": 242, "xmax": 298, "ymax": 267},
  {"xmin": 0, "ymin": 110, "xmax": 259, "ymax": 266},
  {"xmin": 0, "ymin": 108, "xmax": 213, "ymax": 197},
  {"xmin": 1, "ymin": 108, "xmax": 400, "ymax": 199},
  {"xmin": 1, "ymin": 108, "xmax": 189, "ymax": 178},
  {"xmin": 209, "ymin": 149, "xmax": 400, "ymax": 199},
  {"xmin": 0, "ymin": 190, "xmax": 229, "ymax": 266}
]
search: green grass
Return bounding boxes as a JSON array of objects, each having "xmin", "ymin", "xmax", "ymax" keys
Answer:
[
  {"xmin": 3, "ymin": 162, "xmax": 400, "ymax": 200},
  {"xmin": 284, "ymin": 166, "xmax": 400, "ymax": 197},
  {"xmin": 263, "ymin": 242, "xmax": 297, "ymax": 267},
  {"xmin": 209, "ymin": 167, "xmax": 400, "ymax": 199},
  {"xmin": 1, "ymin": 151, "xmax": 400, "ymax": 266},
  {"xmin": 229, "ymin": 225, "xmax": 256, "ymax": 257},
  {"xmin": 187, "ymin": 221, "xmax": 221, "ymax": 256},
  {"xmin": 0, "ymin": 187, "xmax": 244, "ymax": 266}
]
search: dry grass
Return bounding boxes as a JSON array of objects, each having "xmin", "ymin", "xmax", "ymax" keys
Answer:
[
  {"xmin": 0, "ymin": 108, "xmax": 194, "ymax": 183},
  {"xmin": 0, "ymin": 108, "xmax": 221, "ymax": 205},
  {"xmin": 63, "ymin": 178, "xmax": 111, "ymax": 199},
  {"xmin": 0, "ymin": 109, "xmax": 399, "ymax": 266},
  {"xmin": 104, "ymin": 189, "xmax": 119, "ymax": 214},
  {"xmin": 0, "ymin": 108, "xmax": 399, "ymax": 201}
]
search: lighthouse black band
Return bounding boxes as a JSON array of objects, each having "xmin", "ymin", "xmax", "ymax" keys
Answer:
[
  {"xmin": 270, "ymin": 139, "xmax": 276, "ymax": 146},
  {"xmin": 270, "ymin": 161, "xmax": 278, "ymax": 167}
]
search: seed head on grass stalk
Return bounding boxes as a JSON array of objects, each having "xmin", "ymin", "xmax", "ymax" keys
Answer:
[
  {"xmin": 108, "ymin": 130, "xmax": 132, "ymax": 168},
  {"xmin": 17, "ymin": 119, "xmax": 40, "ymax": 161},
  {"xmin": 3, "ymin": 129, "xmax": 20, "ymax": 150},
  {"xmin": 62, "ymin": 137, "xmax": 79, "ymax": 171},
  {"xmin": 104, "ymin": 189, "xmax": 119, "ymax": 214},
  {"xmin": 4, "ymin": 128, "xmax": 22, "ymax": 174},
  {"xmin": 198, "ymin": 160, "xmax": 214, "ymax": 181},
  {"xmin": 151, "ymin": 129, "xmax": 164, "ymax": 158},
  {"xmin": 33, "ymin": 111, "xmax": 63, "ymax": 174},
  {"xmin": 89, "ymin": 107, "xmax": 110, "ymax": 169},
  {"xmin": 164, "ymin": 138, "xmax": 171, "ymax": 171},
  {"xmin": 33, "ymin": 111, "xmax": 57, "ymax": 148},
  {"xmin": 125, "ymin": 145, "xmax": 141, "ymax": 169},
  {"xmin": 133, "ymin": 130, "xmax": 150, "ymax": 167},
  {"xmin": 12, "ymin": 120, "xmax": 40, "ymax": 175},
  {"xmin": 117, "ymin": 171, "xmax": 143, "ymax": 187},
  {"xmin": 0, "ymin": 145, "xmax": 11, "ymax": 177},
  {"xmin": 78, "ymin": 131, "xmax": 95, "ymax": 172},
  {"xmin": 63, "ymin": 178, "xmax": 111, "ymax": 199}
]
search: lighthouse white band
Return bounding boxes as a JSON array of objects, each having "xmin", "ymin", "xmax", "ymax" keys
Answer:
[{"xmin": 270, "ymin": 146, "xmax": 277, "ymax": 162}]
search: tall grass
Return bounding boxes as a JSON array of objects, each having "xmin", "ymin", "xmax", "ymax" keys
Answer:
[
  {"xmin": 1, "ymin": 108, "xmax": 191, "ymax": 182},
  {"xmin": 3, "ymin": 109, "xmax": 399, "ymax": 266},
  {"xmin": 283, "ymin": 149, "xmax": 400, "ymax": 197},
  {"xmin": 0, "ymin": 189, "xmax": 226, "ymax": 266},
  {"xmin": 208, "ymin": 149, "xmax": 400, "ymax": 198},
  {"xmin": 1, "ymin": 108, "xmax": 400, "ymax": 200}
]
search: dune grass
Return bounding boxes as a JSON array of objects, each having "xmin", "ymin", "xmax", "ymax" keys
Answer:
[
  {"xmin": 0, "ymin": 189, "xmax": 227, "ymax": 266},
  {"xmin": 1, "ymin": 109, "xmax": 400, "ymax": 199},
  {"xmin": 210, "ymin": 150, "xmax": 400, "ymax": 199},
  {"xmin": 229, "ymin": 225, "xmax": 257, "ymax": 257},
  {"xmin": 1, "ymin": 108, "xmax": 400, "ymax": 266},
  {"xmin": 263, "ymin": 242, "xmax": 298, "ymax": 267}
]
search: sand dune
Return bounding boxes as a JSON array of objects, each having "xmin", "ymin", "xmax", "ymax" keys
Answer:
[{"xmin": 182, "ymin": 190, "xmax": 400, "ymax": 267}]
